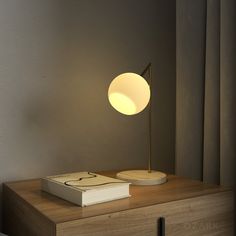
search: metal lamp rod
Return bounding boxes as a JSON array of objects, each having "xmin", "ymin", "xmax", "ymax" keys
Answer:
[{"xmin": 141, "ymin": 63, "xmax": 152, "ymax": 173}]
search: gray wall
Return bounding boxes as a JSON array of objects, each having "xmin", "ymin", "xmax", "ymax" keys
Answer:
[{"xmin": 0, "ymin": 0, "xmax": 176, "ymax": 228}]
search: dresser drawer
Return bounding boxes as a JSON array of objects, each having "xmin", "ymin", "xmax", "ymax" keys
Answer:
[{"xmin": 57, "ymin": 191, "xmax": 234, "ymax": 236}]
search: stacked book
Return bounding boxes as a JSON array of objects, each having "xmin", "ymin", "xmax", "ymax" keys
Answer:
[{"xmin": 41, "ymin": 172, "xmax": 130, "ymax": 207}]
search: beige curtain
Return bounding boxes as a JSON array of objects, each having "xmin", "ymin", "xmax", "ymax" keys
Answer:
[{"xmin": 176, "ymin": 0, "xmax": 236, "ymax": 187}]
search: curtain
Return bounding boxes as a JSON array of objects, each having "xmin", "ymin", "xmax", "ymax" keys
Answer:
[{"xmin": 176, "ymin": 0, "xmax": 236, "ymax": 187}]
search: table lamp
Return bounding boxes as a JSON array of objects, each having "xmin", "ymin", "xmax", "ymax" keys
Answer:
[{"xmin": 108, "ymin": 63, "xmax": 167, "ymax": 185}]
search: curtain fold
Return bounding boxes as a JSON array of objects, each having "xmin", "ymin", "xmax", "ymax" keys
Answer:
[
  {"xmin": 176, "ymin": 0, "xmax": 206, "ymax": 181},
  {"xmin": 220, "ymin": 0, "xmax": 236, "ymax": 187},
  {"xmin": 203, "ymin": 0, "xmax": 220, "ymax": 184},
  {"xmin": 176, "ymin": 0, "xmax": 236, "ymax": 187}
]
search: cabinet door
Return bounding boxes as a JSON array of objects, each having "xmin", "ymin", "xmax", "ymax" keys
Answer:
[{"xmin": 57, "ymin": 191, "xmax": 234, "ymax": 236}]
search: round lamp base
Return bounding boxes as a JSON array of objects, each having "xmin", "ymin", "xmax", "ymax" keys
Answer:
[{"xmin": 116, "ymin": 170, "xmax": 167, "ymax": 185}]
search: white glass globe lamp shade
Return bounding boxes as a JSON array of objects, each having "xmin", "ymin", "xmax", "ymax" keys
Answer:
[{"xmin": 108, "ymin": 73, "xmax": 150, "ymax": 115}]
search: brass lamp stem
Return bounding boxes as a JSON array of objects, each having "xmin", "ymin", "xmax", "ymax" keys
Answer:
[{"xmin": 141, "ymin": 63, "xmax": 152, "ymax": 173}]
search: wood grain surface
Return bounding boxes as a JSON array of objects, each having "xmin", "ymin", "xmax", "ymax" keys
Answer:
[{"xmin": 57, "ymin": 191, "xmax": 233, "ymax": 236}]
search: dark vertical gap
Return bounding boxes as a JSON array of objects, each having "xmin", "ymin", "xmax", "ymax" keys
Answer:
[
  {"xmin": 157, "ymin": 217, "xmax": 165, "ymax": 236},
  {"xmin": 218, "ymin": 0, "xmax": 221, "ymax": 184},
  {"xmin": 201, "ymin": 0, "xmax": 208, "ymax": 182},
  {"xmin": 217, "ymin": 0, "xmax": 221, "ymax": 185},
  {"xmin": 174, "ymin": 1, "xmax": 178, "ymax": 174},
  {"xmin": 173, "ymin": 0, "xmax": 177, "ymax": 175}
]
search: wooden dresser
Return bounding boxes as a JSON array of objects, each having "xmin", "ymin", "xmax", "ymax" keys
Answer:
[{"xmin": 2, "ymin": 171, "xmax": 234, "ymax": 236}]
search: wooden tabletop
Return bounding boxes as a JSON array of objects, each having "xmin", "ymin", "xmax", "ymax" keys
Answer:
[{"xmin": 3, "ymin": 171, "xmax": 230, "ymax": 224}]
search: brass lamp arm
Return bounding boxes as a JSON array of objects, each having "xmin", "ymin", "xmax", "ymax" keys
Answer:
[
  {"xmin": 141, "ymin": 62, "xmax": 152, "ymax": 78},
  {"xmin": 141, "ymin": 63, "xmax": 152, "ymax": 173}
]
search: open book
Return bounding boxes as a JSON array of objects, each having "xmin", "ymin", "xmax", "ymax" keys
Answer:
[{"xmin": 41, "ymin": 172, "xmax": 130, "ymax": 207}]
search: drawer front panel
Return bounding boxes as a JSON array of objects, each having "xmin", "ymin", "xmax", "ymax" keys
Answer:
[{"xmin": 57, "ymin": 191, "xmax": 234, "ymax": 236}]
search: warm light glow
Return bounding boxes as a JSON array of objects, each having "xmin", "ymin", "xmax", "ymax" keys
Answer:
[
  {"xmin": 108, "ymin": 92, "xmax": 137, "ymax": 115},
  {"xmin": 108, "ymin": 72, "xmax": 150, "ymax": 115}
]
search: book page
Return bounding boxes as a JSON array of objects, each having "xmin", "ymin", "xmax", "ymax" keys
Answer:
[{"xmin": 46, "ymin": 172, "xmax": 128, "ymax": 191}]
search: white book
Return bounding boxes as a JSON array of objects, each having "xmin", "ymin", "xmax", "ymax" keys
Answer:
[{"xmin": 41, "ymin": 172, "xmax": 130, "ymax": 207}]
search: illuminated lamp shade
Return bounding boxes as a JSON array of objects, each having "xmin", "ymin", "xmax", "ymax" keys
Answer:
[{"xmin": 108, "ymin": 73, "xmax": 150, "ymax": 115}]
